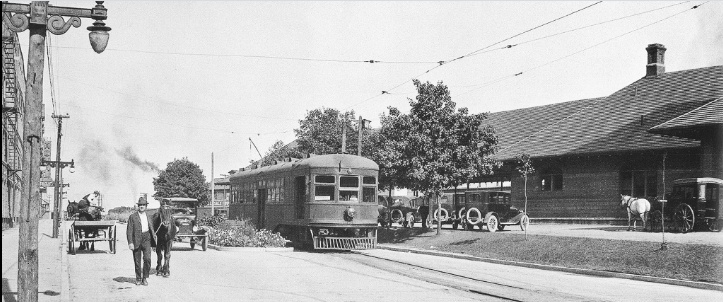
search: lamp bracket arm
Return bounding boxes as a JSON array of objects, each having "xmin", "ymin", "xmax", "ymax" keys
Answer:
[
  {"xmin": 47, "ymin": 15, "xmax": 80, "ymax": 35},
  {"xmin": 2, "ymin": 12, "xmax": 29, "ymax": 32}
]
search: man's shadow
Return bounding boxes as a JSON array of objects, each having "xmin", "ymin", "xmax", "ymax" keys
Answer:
[{"xmin": 113, "ymin": 269, "xmax": 158, "ymax": 285}]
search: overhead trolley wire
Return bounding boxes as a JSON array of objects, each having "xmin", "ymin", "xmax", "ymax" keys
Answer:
[
  {"xmin": 49, "ymin": 45, "xmax": 439, "ymax": 64},
  {"xmin": 457, "ymin": 2, "xmax": 708, "ymax": 97},
  {"xmin": 344, "ymin": 1, "xmax": 602, "ymax": 110}
]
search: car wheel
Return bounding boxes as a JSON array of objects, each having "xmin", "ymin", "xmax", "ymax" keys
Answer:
[
  {"xmin": 520, "ymin": 214, "xmax": 530, "ymax": 231},
  {"xmin": 390, "ymin": 209, "xmax": 403, "ymax": 225},
  {"xmin": 486, "ymin": 215, "xmax": 499, "ymax": 233},
  {"xmin": 466, "ymin": 208, "xmax": 482, "ymax": 225}
]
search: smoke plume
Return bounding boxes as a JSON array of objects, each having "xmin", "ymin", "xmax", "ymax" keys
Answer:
[{"xmin": 116, "ymin": 146, "xmax": 160, "ymax": 173}]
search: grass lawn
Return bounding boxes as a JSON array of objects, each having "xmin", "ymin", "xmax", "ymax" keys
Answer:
[{"xmin": 378, "ymin": 228, "xmax": 723, "ymax": 284}]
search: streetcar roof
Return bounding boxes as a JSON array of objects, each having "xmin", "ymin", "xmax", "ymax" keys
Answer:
[{"xmin": 230, "ymin": 154, "xmax": 378, "ymax": 180}]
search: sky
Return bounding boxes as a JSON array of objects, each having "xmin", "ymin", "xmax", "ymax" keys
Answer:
[{"xmin": 13, "ymin": 1, "xmax": 722, "ymax": 211}]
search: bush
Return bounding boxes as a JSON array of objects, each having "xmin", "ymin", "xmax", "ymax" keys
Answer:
[
  {"xmin": 103, "ymin": 209, "xmax": 134, "ymax": 223},
  {"xmin": 207, "ymin": 218, "xmax": 286, "ymax": 248},
  {"xmin": 197, "ymin": 215, "xmax": 226, "ymax": 228}
]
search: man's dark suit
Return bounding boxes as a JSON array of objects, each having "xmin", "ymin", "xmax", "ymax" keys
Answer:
[{"xmin": 127, "ymin": 211, "xmax": 157, "ymax": 282}]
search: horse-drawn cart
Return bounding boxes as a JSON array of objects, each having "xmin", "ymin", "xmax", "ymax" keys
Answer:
[{"xmin": 67, "ymin": 220, "xmax": 118, "ymax": 255}]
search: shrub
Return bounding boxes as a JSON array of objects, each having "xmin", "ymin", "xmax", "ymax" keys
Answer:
[
  {"xmin": 207, "ymin": 219, "xmax": 286, "ymax": 248},
  {"xmin": 197, "ymin": 215, "xmax": 226, "ymax": 228},
  {"xmin": 103, "ymin": 209, "xmax": 134, "ymax": 223}
]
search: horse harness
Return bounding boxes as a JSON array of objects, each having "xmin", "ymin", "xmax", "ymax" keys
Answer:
[{"xmin": 625, "ymin": 197, "xmax": 646, "ymax": 216}]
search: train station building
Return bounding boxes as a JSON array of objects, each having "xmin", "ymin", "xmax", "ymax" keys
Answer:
[{"xmin": 480, "ymin": 43, "xmax": 722, "ymax": 222}]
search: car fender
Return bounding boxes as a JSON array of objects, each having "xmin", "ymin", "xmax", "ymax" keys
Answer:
[
  {"xmin": 508, "ymin": 212, "xmax": 527, "ymax": 224},
  {"xmin": 484, "ymin": 212, "xmax": 497, "ymax": 223}
]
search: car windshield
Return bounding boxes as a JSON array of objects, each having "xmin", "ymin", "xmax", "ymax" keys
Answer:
[{"xmin": 166, "ymin": 200, "xmax": 197, "ymax": 214}]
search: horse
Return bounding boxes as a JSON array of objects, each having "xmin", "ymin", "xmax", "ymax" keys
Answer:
[
  {"xmin": 620, "ymin": 194, "xmax": 651, "ymax": 231},
  {"xmin": 67, "ymin": 191, "xmax": 105, "ymax": 251},
  {"xmin": 152, "ymin": 205, "xmax": 177, "ymax": 277}
]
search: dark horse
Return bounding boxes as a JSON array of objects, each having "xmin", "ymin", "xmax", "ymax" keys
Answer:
[
  {"xmin": 66, "ymin": 196, "xmax": 104, "ymax": 251},
  {"xmin": 152, "ymin": 205, "xmax": 177, "ymax": 277}
]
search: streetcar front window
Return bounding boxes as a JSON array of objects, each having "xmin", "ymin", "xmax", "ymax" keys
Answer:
[
  {"xmin": 340, "ymin": 176, "xmax": 359, "ymax": 202},
  {"xmin": 315, "ymin": 175, "xmax": 336, "ymax": 201}
]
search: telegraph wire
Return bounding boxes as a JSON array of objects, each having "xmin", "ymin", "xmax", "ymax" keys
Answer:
[{"xmin": 57, "ymin": 75, "xmax": 298, "ymax": 122}]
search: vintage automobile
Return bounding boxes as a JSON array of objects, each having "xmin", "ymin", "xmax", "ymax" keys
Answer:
[
  {"xmin": 161, "ymin": 197, "xmax": 209, "ymax": 251},
  {"xmin": 651, "ymin": 177, "xmax": 722, "ymax": 233},
  {"xmin": 379, "ymin": 195, "xmax": 419, "ymax": 227},
  {"xmin": 463, "ymin": 190, "xmax": 529, "ymax": 232}
]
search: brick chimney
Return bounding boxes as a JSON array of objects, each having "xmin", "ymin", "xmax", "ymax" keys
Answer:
[{"xmin": 645, "ymin": 43, "xmax": 666, "ymax": 77}]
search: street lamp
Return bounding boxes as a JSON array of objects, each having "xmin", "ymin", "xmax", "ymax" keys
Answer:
[{"xmin": 2, "ymin": 2, "xmax": 110, "ymax": 301}]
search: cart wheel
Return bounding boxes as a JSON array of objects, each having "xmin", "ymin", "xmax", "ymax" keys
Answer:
[
  {"xmin": 111, "ymin": 225, "xmax": 117, "ymax": 254},
  {"xmin": 68, "ymin": 229, "xmax": 74, "ymax": 255},
  {"xmin": 520, "ymin": 214, "xmax": 530, "ymax": 231},
  {"xmin": 708, "ymin": 219, "xmax": 722, "ymax": 232},
  {"xmin": 202, "ymin": 237, "xmax": 208, "ymax": 251},
  {"xmin": 673, "ymin": 203, "xmax": 695, "ymax": 233},
  {"xmin": 486, "ymin": 215, "xmax": 499, "ymax": 233}
]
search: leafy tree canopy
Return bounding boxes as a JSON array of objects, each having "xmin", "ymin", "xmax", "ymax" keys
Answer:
[
  {"xmin": 153, "ymin": 158, "xmax": 209, "ymax": 205},
  {"xmin": 379, "ymin": 80, "xmax": 499, "ymax": 195},
  {"xmin": 294, "ymin": 107, "xmax": 371, "ymax": 156}
]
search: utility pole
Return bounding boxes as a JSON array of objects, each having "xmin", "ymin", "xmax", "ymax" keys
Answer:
[
  {"xmin": 211, "ymin": 152, "xmax": 215, "ymax": 216},
  {"xmin": 341, "ymin": 122, "xmax": 347, "ymax": 154},
  {"xmin": 51, "ymin": 113, "xmax": 69, "ymax": 238},
  {"xmin": 357, "ymin": 116, "xmax": 370, "ymax": 157},
  {"xmin": 3, "ymin": 2, "xmax": 111, "ymax": 301}
]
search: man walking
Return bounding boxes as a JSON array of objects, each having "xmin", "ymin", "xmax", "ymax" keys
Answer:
[{"xmin": 127, "ymin": 197, "xmax": 156, "ymax": 286}]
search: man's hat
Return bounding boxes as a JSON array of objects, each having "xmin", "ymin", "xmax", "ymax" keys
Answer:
[{"xmin": 137, "ymin": 197, "xmax": 148, "ymax": 205}]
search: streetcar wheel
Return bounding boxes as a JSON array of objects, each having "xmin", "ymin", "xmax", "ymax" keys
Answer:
[
  {"xmin": 520, "ymin": 214, "xmax": 530, "ymax": 231},
  {"xmin": 486, "ymin": 215, "xmax": 499, "ymax": 233},
  {"xmin": 202, "ymin": 237, "xmax": 208, "ymax": 251},
  {"xmin": 673, "ymin": 203, "xmax": 695, "ymax": 233}
]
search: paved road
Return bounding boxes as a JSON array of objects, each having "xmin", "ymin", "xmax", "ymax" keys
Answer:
[{"xmin": 64, "ymin": 222, "xmax": 487, "ymax": 302}]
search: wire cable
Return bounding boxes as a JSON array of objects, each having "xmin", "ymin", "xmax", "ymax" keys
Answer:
[{"xmin": 49, "ymin": 46, "xmax": 439, "ymax": 64}]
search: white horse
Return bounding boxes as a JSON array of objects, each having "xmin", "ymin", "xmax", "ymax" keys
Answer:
[{"xmin": 620, "ymin": 195, "xmax": 651, "ymax": 231}]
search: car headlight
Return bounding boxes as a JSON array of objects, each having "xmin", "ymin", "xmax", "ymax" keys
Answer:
[{"xmin": 192, "ymin": 225, "xmax": 198, "ymax": 232}]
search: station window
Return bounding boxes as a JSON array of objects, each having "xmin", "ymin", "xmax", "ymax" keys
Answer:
[
  {"xmin": 620, "ymin": 171, "xmax": 657, "ymax": 198},
  {"xmin": 540, "ymin": 170, "xmax": 563, "ymax": 191}
]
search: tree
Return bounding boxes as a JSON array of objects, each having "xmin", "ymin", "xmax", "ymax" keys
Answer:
[
  {"xmin": 515, "ymin": 153, "xmax": 535, "ymax": 239},
  {"xmin": 294, "ymin": 107, "xmax": 367, "ymax": 155},
  {"xmin": 251, "ymin": 140, "xmax": 306, "ymax": 167},
  {"xmin": 153, "ymin": 158, "xmax": 209, "ymax": 205},
  {"xmin": 380, "ymin": 80, "xmax": 499, "ymax": 233}
]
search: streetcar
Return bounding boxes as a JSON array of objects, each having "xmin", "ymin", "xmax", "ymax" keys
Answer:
[{"xmin": 229, "ymin": 154, "xmax": 379, "ymax": 250}]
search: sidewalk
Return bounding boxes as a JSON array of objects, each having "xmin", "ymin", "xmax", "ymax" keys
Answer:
[{"xmin": 2, "ymin": 218, "xmax": 65, "ymax": 302}]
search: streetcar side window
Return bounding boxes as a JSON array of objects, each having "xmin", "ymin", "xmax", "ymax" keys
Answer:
[
  {"xmin": 315, "ymin": 175, "xmax": 335, "ymax": 201},
  {"xmin": 362, "ymin": 176, "xmax": 377, "ymax": 203}
]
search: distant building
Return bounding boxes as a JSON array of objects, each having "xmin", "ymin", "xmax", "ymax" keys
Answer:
[
  {"xmin": 201, "ymin": 175, "xmax": 231, "ymax": 217},
  {"xmin": 2, "ymin": 23, "xmax": 26, "ymax": 226},
  {"xmin": 481, "ymin": 43, "xmax": 721, "ymax": 222}
]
